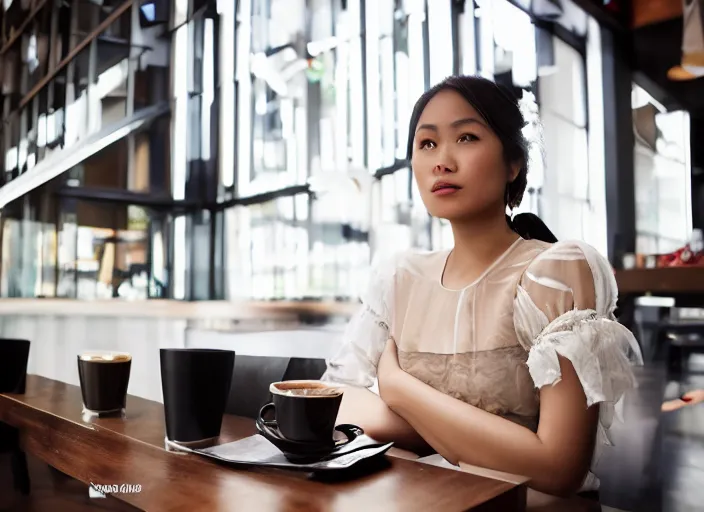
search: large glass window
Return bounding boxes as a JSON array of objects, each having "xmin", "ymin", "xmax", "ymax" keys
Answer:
[
  {"xmin": 236, "ymin": 0, "xmax": 311, "ymax": 196},
  {"xmin": 232, "ymin": 0, "xmax": 428, "ymax": 197},
  {"xmin": 537, "ymin": 36, "xmax": 590, "ymax": 240},
  {"xmin": 0, "ymin": 0, "xmax": 610, "ymax": 301},
  {"xmin": 215, "ymin": 0, "xmax": 609, "ymax": 300},
  {"xmin": 632, "ymin": 85, "xmax": 692, "ymax": 254},
  {"xmin": 0, "ymin": 159, "xmax": 163, "ymax": 300},
  {"xmin": 223, "ymin": 184, "xmax": 375, "ymax": 301}
]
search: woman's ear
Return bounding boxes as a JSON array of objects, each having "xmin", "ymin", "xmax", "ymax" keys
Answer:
[{"xmin": 509, "ymin": 159, "xmax": 522, "ymax": 183}]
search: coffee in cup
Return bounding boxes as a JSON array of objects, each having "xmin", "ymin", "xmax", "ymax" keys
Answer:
[
  {"xmin": 261, "ymin": 380, "xmax": 344, "ymax": 445},
  {"xmin": 77, "ymin": 351, "xmax": 132, "ymax": 416}
]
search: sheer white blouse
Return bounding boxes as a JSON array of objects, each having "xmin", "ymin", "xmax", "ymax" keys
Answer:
[{"xmin": 322, "ymin": 238, "xmax": 643, "ymax": 491}]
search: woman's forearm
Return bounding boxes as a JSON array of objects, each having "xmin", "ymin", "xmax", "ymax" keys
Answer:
[
  {"xmin": 386, "ymin": 372, "xmax": 546, "ymax": 472},
  {"xmin": 336, "ymin": 385, "xmax": 432, "ymax": 454},
  {"xmin": 383, "ymin": 371, "xmax": 592, "ymax": 496}
]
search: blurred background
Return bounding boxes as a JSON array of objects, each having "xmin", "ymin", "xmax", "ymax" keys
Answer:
[
  {"xmin": 0, "ymin": 0, "xmax": 698, "ymax": 303},
  {"xmin": 0, "ymin": 2, "xmax": 702, "ymax": 511}
]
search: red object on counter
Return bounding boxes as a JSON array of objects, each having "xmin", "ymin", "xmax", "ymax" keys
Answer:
[{"xmin": 656, "ymin": 245, "xmax": 704, "ymax": 268}]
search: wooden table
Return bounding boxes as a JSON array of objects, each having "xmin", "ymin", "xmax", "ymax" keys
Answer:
[{"xmin": 0, "ymin": 376, "xmax": 525, "ymax": 511}]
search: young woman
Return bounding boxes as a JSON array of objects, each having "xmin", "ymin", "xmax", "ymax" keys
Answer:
[{"xmin": 322, "ymin": 76, "xmax": 642, "ymax": 497}]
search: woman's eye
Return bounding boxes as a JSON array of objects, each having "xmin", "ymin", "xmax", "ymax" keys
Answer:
[
  {"xmin": 458, "ymin": 133, "xmax": 479, "ymax": 143},
  {"xmin": 419, "ymin": 139, "xmax": 436, "ymax": 150}
]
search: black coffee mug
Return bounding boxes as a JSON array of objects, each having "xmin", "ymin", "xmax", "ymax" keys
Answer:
[
  {"xmin": 260, "ymin": 380, "xmax": 344, "ymax": 445},
  {"xmin": 160, "ymin": 348, "xmax": 235, "ymax": 446},
  {"xmin": 77, "ymin": 351, "xmax": 132, "ymax": 414},
  {"xmin": 0, "ymin": 339, "xmax": 30, "ymax": 394}
]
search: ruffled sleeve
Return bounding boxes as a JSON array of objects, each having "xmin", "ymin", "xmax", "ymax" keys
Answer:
[
  {"xmin": 513, "ymin": 241, "xmax": 643, "ymax": 490},
  {"xmin": 321, "ymin": 252, "xmax": 400, "ymax": 388}
]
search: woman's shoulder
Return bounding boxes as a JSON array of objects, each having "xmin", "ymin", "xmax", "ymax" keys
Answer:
[
  {"xmin": 519, "ymin": 239, "xmax": 618, "ymax": 315},
  {"xmin": 531, "ymin": 239, "xmax": 606, "ymax": 258},
  {"xmin": 518, "ymin": 238, "xmax": 600, "ymax": 260},
  {"xmin": 525, "ymin": 240, "xmax": 614, "ymax": 277}
]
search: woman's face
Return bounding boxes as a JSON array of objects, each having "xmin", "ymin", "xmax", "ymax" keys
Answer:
[{"xmin": 411, "ymin": 90, "xmax": 517, "ymax": 222}]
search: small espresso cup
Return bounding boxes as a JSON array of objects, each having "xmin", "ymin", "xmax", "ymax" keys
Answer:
[
  {"xmin": 77, "ymin": 351, "xmax": 132, "ymax": 415},
  {"xmin": 261, "ymin": 380, "xmax": 344, "ymax": 444}
]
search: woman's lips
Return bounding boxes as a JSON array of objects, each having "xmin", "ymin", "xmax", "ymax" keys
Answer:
[{"xmin": 432, "ymin": 186, "xmax": 461, "ymax": 196}]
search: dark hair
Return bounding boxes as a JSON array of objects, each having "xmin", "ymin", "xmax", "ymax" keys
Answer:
[{"xmin": 406, "ymin": 75, "xmax": 557, "ymax": 244}]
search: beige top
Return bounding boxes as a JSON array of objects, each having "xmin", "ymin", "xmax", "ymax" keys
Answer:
[{"xmin": 322, "ymin": 238, "xmax": 642, "ymax": 491}]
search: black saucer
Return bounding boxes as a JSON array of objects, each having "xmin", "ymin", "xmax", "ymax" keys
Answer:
[{"xmin": 255, "ymin": 418, "xmax": 363, "ymax": 463}]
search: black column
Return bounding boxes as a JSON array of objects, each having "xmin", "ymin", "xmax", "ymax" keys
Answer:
[
  {"xmin": 691, "ymin": 115, "xmax": 704, "ymax": 231},
  {"xmin": 601, "ymin": 28, "xmax": 636, "ymax": 267}
]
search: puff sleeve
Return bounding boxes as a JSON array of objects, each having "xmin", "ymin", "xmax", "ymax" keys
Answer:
[
  {"xmin": 513, "ymin": 241, "xmax": 643, "ymax": 490},
  {"xmin": 321, "ymin": 252, "xmax": 399, "ymax": 388}
]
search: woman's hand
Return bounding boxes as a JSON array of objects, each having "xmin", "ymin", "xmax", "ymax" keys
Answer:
[
  {"xmin": 377, "ymin": 337, "xmax": 405, "ymax": 409},
  {"xmin": 661, "ymin": 389, "xmax": 704, "ymax": 412},
  {"xmin": 682, "ymin": 389, "xmax": 704, "ymax": 405}
]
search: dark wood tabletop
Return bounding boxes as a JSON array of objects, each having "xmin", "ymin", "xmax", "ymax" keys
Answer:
[{"xmin": 0, "ymin": 375, "xmax": 525, "ymax": 511}]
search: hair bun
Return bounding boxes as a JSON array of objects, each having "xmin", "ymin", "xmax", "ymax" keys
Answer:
[{"xmin": 509, "ymin": 212, "xmax": 557, "ymax": 243}]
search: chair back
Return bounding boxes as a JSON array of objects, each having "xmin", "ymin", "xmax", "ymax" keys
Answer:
[{"xmin": 225, "ymin": 355, "xmax": 328, "ymax": 419}]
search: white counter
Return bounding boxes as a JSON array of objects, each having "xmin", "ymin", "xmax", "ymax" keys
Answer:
[
  {"xmin": 0, "ymin": 299, "xmax": 354, "ymax": 402},
  {"xmin": 0, "ymin": 298, "xmax": 359, "ymax": 319}
]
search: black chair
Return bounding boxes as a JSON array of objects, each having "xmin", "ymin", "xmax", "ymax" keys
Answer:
[
  {"xmin": 224, "ymin": 355, "xmax": 327, "ymax": 420},
  {"xmin": 283, "ymin": 357, "xmax": 327, "ymax": 382}
]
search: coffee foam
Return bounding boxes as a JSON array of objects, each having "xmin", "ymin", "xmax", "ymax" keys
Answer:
[
  {"xmin": 270, "ymin": 380, "xmax": 342, "ymax": 398},
  {"xmin": 79, "ymin": 351, "xmax": 132, "ymax": 363}
]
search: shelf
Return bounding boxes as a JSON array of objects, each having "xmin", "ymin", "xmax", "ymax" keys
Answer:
[{"xmin": 615, "ymin": 267, "xmax": 704, "ymax": 295}]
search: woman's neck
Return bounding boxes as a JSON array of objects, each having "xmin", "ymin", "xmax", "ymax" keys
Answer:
[{"xmin": 444, "ymin": 212, "xmax": 520, "ymax": 287}]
